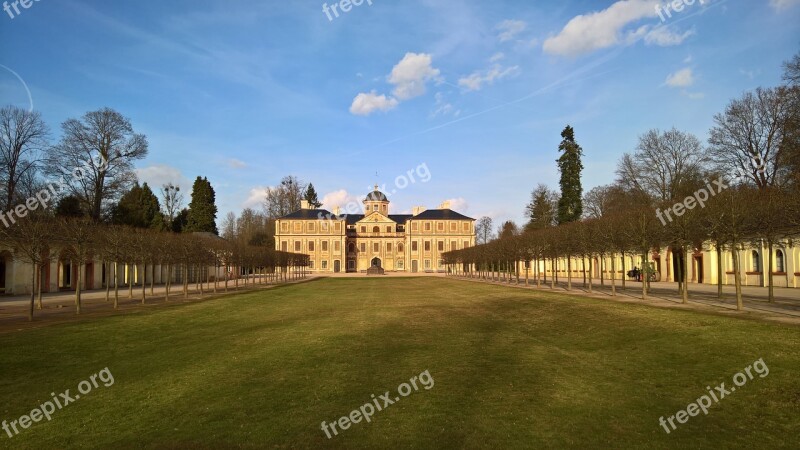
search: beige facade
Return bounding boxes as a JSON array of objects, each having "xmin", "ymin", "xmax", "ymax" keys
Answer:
[{"xmin": 275, "ymin": 187, "xmax": 476, "ymax": 273}]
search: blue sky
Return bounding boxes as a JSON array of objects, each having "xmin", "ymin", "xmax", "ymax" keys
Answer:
[{"xmin": 1, "ymin": 0, "xmax": 798, "ymax": 227}]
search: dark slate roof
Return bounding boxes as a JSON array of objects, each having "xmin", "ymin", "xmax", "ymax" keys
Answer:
[
  {"xmin": 411, "ymin": 209, "xmax": 474, "ymax": 221},
  {"xmin": 365, "ymin": 190, "xmax": 388, "ymax": 202},
  {"xmin": 390, "ymin": 215, "xmax": 413, "ymax": 224},
  {"xmin": 279, "ymin": 209, "xmax": 335, "ymax": 220}
]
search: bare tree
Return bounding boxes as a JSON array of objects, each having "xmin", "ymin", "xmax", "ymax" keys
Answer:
[
  {"xmin": 264, "ymin": 175, "xmax": 305, "ymax": 219},
  {"xmin": 475, "ymin": 216, "xmax": 494, "ymax": 245},
  {"xmin": 46, "ymin": 108, "xmax": 147, "ymax": 221},
  {"xmin": 160, "ymin": 183, "xmax": 184, "ymax": 228},
  {"xmin": 708, "ymin": 88, "xmax": 795, "ymax": 189},
  {"xmin": 0, "ymin": 215, "xmax": 54, "ymax": 321},
  {"xmin": 0, "ymin": 106, "xmax": 49, "ymax": 211},
  {"xmin": 617, "ymin": 128, "xmax": 707, "ymax": 203}
]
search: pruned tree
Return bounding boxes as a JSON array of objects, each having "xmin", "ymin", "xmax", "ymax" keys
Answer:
[{"xmin": 0, "ymin": 215, "xmax": 54, "ymax": 321}]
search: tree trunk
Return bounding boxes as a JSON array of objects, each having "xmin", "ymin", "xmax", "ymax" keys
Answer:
[
  {"xmin": 113, "ymin": 262, "xmax": 119, "ymax": 310},
  {"xmin": 611, "ymin": 252, "xmax": 617, "ymax": 297},
  {"xmin": 36, "ymin": 263, "xmax": 43, "ymax": 310},
  {"xmin": 588, "ymin": 257, "xmax": 593, "ymax": 293},
  {"xmin": 716, "ymin": 244, "xmax": 723, "ymax": 299},
  {"xmin": 567, "ymin": 257, "xmax": 572, "ymax": 291},
  {"xmin": 128, "ymin": 264, "xmax": 133, "ymax": 299},
  {"xmin": 732, "ymin": 244, "xmax": 743, "ymax": 310},
  {"xmin": 682, "ymin": 246, "xmax": 689, "ymax": 304},
  {"xmin": 767, "ymin": 240, "xmax": 774, "ymax": 303},
  {"xmin": 29, "ymin": 263, "xmax": 36, "ymax": 321},
  {"xmin": 75, "ymin": 262, "xmax": 83, "ymax": 315},
  {"xmin": 141, "ymin": 263, "xmax": 146, "ymax": 304},
  {"xmin": 621, "ymin": 252, "xmax": 626, "ymax": 290},
  {"xmin": 104, "ymin": 261, "xmax": 110, "ymax": 302}
]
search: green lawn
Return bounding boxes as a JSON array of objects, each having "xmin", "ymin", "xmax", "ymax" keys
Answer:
[{"xmin": 0, "ymin": 278, "xmax": 798, "ymax": 449}]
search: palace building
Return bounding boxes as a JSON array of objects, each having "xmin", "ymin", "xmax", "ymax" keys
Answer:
[{"xmin": 275, "ymin": 186, "xmax": 476, "ymax": 273}]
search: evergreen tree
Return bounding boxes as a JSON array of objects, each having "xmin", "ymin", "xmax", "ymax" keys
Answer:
[
  {"xmin": 304, "ymin": 183, "xmax": 322, "ymax": 208},
  {"xmin": 185, "ymin": 176, "xmax": 218, "ymax": 234},
  {"xmin": 55, "ymin": 195, "xmax": 84, "ymax": 218},
  {"xmin": 525, "ymin": 184, "xmax": 559, "ymax": 231},
  {"xmin": 556, "ymin": 125, "xmax": 584, "ymax": 224},
  {"xmin": 172, "ymin": 208, "xmax": 189, "ymax": 233},
  {"xmin": 112, "ymin": 182, "xmax": 164, "ymax": 229}
]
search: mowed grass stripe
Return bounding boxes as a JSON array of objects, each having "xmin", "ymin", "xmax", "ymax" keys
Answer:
[{"xmin": 0, "ymin": 278, "xmax": 797, "ymax": 449}]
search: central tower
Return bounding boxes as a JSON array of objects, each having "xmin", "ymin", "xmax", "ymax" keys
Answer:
[{"xmin": 363, "ymin": 185, "xmax": 389, "ymax": 215}]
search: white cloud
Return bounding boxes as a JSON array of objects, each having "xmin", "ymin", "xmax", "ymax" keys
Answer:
[
  {"xmin": 458, "ymin": 65, "xmax": 520, "ymax": 92},
  {"xmin": 770, "ymin": 0, "xmax": 800, "ymax": 10},
  {"xmin": 543, "ymin": 0, "xmax": 659, "ymax": 56},
  {"xmin": 431, "ymin": 92, "xmax": 460, "ymax": 118},
  {"xmin": 321, "ymin": 190, "xmax": 362, "ymax": 213},
  {"xmin": 665, "ymin": 67, "xmax": 695, "ymax": 87},
  {"xmin": 489, "ymin": 52, "xmax": 505, "ymax": 63},
  {"xmin": 227, "ymin": 158, "xmax": 247, "ymax": 169},
  {"xmin": 644, "ymin": 26, "xmax": 694, "ymax": 46},
  {"xmin": 443, "ymin": 198, "xmax": 468, "ymax": 212},
  {"xmin": 496, "ymin": 20, "xmax": 527, "ymax": 42},
  {"xmin": 350, "ymin": 53, "xmax": 441, "ymax": 116},
  {"xmin": 387, "ymin": 52, "xmax": 441, "ymax": 100},
  {"xmin": 135, "ymin": 164, "xmax": 191, "ymax": 192},
  {"xmin": 349, "ymin": 91, "xmax": 399, "ymax": 116},
  {"xmin": 686, "ymin": 92, "xmax": 705, "ymax": 100},
  {"xmin": 242, "ymin": 186, "xmax": 269, "ymax": 209}
]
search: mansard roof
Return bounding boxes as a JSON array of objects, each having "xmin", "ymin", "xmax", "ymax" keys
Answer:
[{"xmin": 410, "ymin": 209, "xmax": 475, "ymax": 221}]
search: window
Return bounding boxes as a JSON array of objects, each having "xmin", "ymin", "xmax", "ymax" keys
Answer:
[
  {"xmin": 322, "ymin": 260, "xmax": 328, "ymax": 269},
  {"xmin": 438, "ymin": 259, "xmax": 444, "ymax": 269},
  {"xmin": 397, "ymin": 260, "xmax": 404, "ymax": 269},
  {"xmin": 348, "ymin": 242, "xmax": 356, "ymax": 253},
  {"xmin": 322, "ymin": 241, "xmax": 328, "ymax": 252},
  {"xmin": 386, "ymin": 226, "xmax": 392, "ymax": 233},
  {"xmin": 373, "ymin": 243, "xmax": 379, "ymax": 252},
  {"xmin": 412, "ymin": 222, "xmax": 419, "ymax": 231},
  {"xmin": 438, "ymin": 241, "xmax": 444, "ymax": 252},
  {"xmin": 308, "ymin": 242, "xmax": 315, "ymax": 252},
  {"xmin": 437, "ymin": 222, "xmax": 444, "ymax": 231},
  {"xmin": 451, "ymin": 241, "xmax": 456, "ymax": 251},
  {"xmin": 373, "ymin": 205, "xmax": 378, "ymax": 211},
  {"xmin": 463, "ymin": 241, "xmax": 469, "ymax": 249},
  {"xmin": 424, "ymin": 241, "xmax": 431, "ymax": 252},
  {"xmin": 425, "ymin": 222, "xmax": 431, "ymax": 231},
  {"xmin": 334, "ymin": 241, "xmax": 340, "ymax": 252},
  {"xmin": 335, "ymin": 222, "xmax": 342, "ymax": 232},
  {"xmin": 281, "ymin": 241, "xmax": 288, "ymax": 252},
  {"xmin": 294, "ymin": 241, "xmax": 301, "ymax": 252},
  {"xmin": 424, "ymin": 259, "xmax": 431, "ymax": 269},
  {"xmin": 387, "ymin": 243, "xmax": 393, "ymax": 252},
  {"xmin": 360, "ymin": 243, "xmax": 366, "ymax": 252},
  {"xmin": 412, "ymin": 242, "xmax": 418, "ymax": 252},
  {"xmin": 281, "ymin": 222, "xmax": 289, "ymax": 233},
  {"xmin": 321, "ymin": 222, "xmax": 329, "ymax": 232},
  {"xmin": 293, "ymin": 223, "xmax": 302, "ymax": 232},
  {"xmin": 776, "ymin": 250, "xmax": 785, "ymax": 273},
  {"xmin": 752, "ymin": 251, "xmax": 761, "ymax": 272},
  {"xmin": 463, "ymin": 223, "xmax": 469, "ymax": 232},
  {"xmin": 307, "ymin": 223, "xmax": 316, "ymax": 232},
  {"xmin": 361, "ymin": 226, "xmax": 366, "ymax": 233},
  {"xmin": 450, "ymin": 222, "xmax": 457, "ymax": 231},
  {"xmin": 373, "ymin": 226, "xmax": 380, "ymax": 233},
  {"xmin": 398, "ymin": 243, "xmax": 404, "ymax": 253},
  {"xmin": 348, "ymin": 260, "xmax": 356, "ymax": 270},
  {"xmin": 309, "ymin": 260, "xmax": 315, "ymax": 269}
]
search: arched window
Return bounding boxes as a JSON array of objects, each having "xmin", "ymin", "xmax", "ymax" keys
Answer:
[
  {"xmin": 776, "ymin": 250, "xmax": 785, "ymax": 273},
  {"xmin": 398, "ymin": 243, "xmax": 404, "ymax": 253},
  {"xmin": 752, "ymin": 251, "xmax": 761, "ymax": 272},
  {"xmin": 373, "ymin": 226, "xmax": 380, "ymax": 233},
  {"xmin": 348, "ymin": 242, "xmax": 356, "ymax": 253}
]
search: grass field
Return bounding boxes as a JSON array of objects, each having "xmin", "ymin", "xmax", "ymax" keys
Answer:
[{"xmin": 0, "ymin": 277, "xmax": 798, "ymax": 449}]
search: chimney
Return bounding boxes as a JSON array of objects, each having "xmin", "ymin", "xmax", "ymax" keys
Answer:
[
  {"xmin": 333, "ymin": 206, "xmax": 341, "ymax": 216},
  {"xmin": 301, "ymin": 200, "xmax": 310, "ymax": 210},
  {"xmin": 439, "ymin": 200, "xmax": 451, "ymax": 210},
  {"xmin": 412, "ymin": 206, "xmax": 426, "ymax": 216}
]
